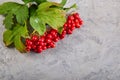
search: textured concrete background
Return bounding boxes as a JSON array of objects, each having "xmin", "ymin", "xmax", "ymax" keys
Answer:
[{"xmin": 0, "ymin": 0, "xmax": 120, "ymax": 80}]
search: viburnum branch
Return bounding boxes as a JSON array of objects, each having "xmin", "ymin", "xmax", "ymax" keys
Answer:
[{"xmin": 0, "ymin": 0, "xmax": 83, "ymax": 53}]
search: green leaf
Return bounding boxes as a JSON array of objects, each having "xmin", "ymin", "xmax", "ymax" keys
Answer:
[
  {"xmin": 22, "ymin": 0, "xmax": 47, "ymax": 4},
  {"xmin": 12, "ymin": 24, "xmax": 28, "ymax": 38},
  {"xmin": 35, "ymin": 0, "xmax": 47, "ymax": 4},
  {"xmin": 37, "ymin": 8, "xmax": 66, "ymax": 29},
  {"xmin": 37, "ymin": 2, "xmax": 61, "ymax": 11},
  {"xmin": 29, "ymin": 4, "xmax": 38, "ymax": 16},
  {"xmin": 30, "ymin": 2, "xmax": 66, "ymax": 35},
  {"xmin": 64, "ymin": 3, "xmax": 77, "ymax": 11},
  {"xmin": 60, "ymin": 0, "xmax": 67, "ymax": 6},
  {"xmin": 22, "ymin": 0, "xmax": 32, "ymax": 4},
  {"xmin": 0, "ymin": 2, "xmax": 20, "ymax": 14},
  {"xmin": 14, "ymin": 5, "xmax": 29, "ymax": 24},
  {"xmin": 30, "ymin": 15, "xmax": 46, "ymax": 35},
  {"xmin": 3, "ymin": 30, "xmax": 13, "ymax": 46},
  {"xmin": 12, "ymin": 25, "xmax": 28, "ymax": 52},
  {"xmin": 36, "ymin": 2, "xmax": 66, "ymax": 30},
  {"xmin": 3, "ymin": 12, "xmax": 13, "ymax": 29},
  {"xmin": 58, "ymin": 27, "xmax": 63, "ymax": 34},
  {"xmin": 12, "ymin": 25, "xmax": 28, "ymax": 37},
  {"xmin": 3, "ymin": 24, "xmax": 28, "ymax": 52},
  {"xmin": 14, "ymin": 35, "xmax": 26, "ymax": 53},
  {"xmin": 0, "ymin": 2, "xmax": 29, "ymax": 25}
]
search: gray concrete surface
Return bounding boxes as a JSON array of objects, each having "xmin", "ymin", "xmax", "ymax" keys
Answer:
[{"xmin": 0, "ymin": 0, "xmax": 120, "ymax": 80}]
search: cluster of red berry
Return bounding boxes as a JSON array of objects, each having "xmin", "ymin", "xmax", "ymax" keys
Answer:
[{"xmin": 25, "ymin": 13, "xmax": 83, "ymax": 53}]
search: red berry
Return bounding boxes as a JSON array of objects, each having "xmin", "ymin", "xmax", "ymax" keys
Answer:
[
  {"xmin": 74, "ymin": 19, "xmax": 79, "ymax": 23},
  {"xmin": 71, "ymin": 21, "xmax": 75, "ymax": 24},
  {"xmin": 37, "ymin": 48, "xmax": 42, "ymax": 53},
  {"xmin": 68, "ymin": 15, "xmax": 74, "ymax": 20},
  {"xmin": 26, "ymin": 40, "xmax": 32, "ymax": 46},
  {"xmin": 43, "ymin": 32, "xmax": 47, "ymax": 36},
  {"xmin": 63, "ymin": 26, "xmax": 67, "ymax": 31},
  {"xmin": 31, "ymin": 35, "xmax": 38, "ymax": 41},
  {"xmin": 53, "ymin": 29, "xmax": 58, "ymax": 32},
  {"xmin": 67, "ymin": 23, "xmax": 71, "ymax": 28},
  {"xmin": 73, "ymin": 13, "xmax": 79, "ymax": 18},
  {"xmin": 46, "ymin": 34, "xmax": 52, "ymax": 39},
  {"xmin": 34, "ymin": 49, "xmax": 37, "ymax": 52},
  {"xmin": 26, "ymin": 48, "xmax": 30, "ymax": 51},
  {"xmin": 42, "ymin": 46, "xmax": 47, "ymax": 50},
  {"xmin": 50, "ymin": 30, "xmax": 57, "ymax": 36},
  {"xmin": 36, "ymin": 41, "xmax": 44, "ymax": 46},
  {"xmin": 67, "ymin": 29, "xmax": 73, "ymax": 34},
  {"xmin": 40, "ymin": 42, "xmax": 45, "ymax": 46},
  {"xmin": 75, "ymin": 23, "xmax": 81, "ymax": 28},
  {"xmin": 62, "ymin": 30, "xmax": 67, "ymax": 35},
  {"xmin": 32, "ymin": 45, "xmax": 36, "ymax": 50},
  {"xmin": 79, "ymin": 20, "xmax": 83, "ymax": 25},
  {"xmin": 37, "ymin": 46, "xmax": 43, "ymax": 53},
  {"xmin": 50, "ymin": 29, "xmax": 57, "ymax": 33},
  {"xmin": 59, "ymin": 30, "xmax": 66, "ymax": 39},
  {"xmin": 71, "ymin": 23, "xmax": 76, "ymax": 27},
  {"xmin": 63, "ymin": 23, "xmax": 68, "ymax": 30},
  {"xmin": 51, "ymin": 44, "xmax": 55, "ymax": 48},
  {"xmin": 67, "ymin": 20, "xmax": 72, "ymax": 24},
  {"xmin": 64, "ymin": 23, "xmax": 67, "ymax": 27},
  {"xmin": 26, "ymin": 38, "xmax": 30, "ymax": 42},
  {"xmin": 26, "ymin": 45, "xmax": 32, "ymax": 51},
  {"xmin": 44, "ymin": 42, "xmax": 47, "ymax": 46},
  {"xmin": 45, "ymin": 38, "xmax": 52, "ymax": 43},
  {"xmin": 47, "ymin": 45, "xmax": 51, "ymax": 48},
  {"xmin": 36, "ymin": 41, "xmax": 40, "ymax": 45},
  {"xmin": 38, "ymin": 36, "xmax": 45, "ymax": 42},
  {"xmin": 49, "ymin": 42, "xmax": 55, "ymax": 48},
  {"xmin": 37, "ymin": 45, "xmax": 42, "ymax": 49},
  {"xmin": 70, "ymin": 26, "xmax": 75, "ymax": 31},
  {"xmin": 51, "ymin": 32, "xmax": 57, "ymax": 38},
  {"xmin": 53, "ymin": 37, "xmax": 59, "ymax": 42},
  {"xmin": 27, "ymin": 45, "xmax": 31, "ymax": 49},
  {"xmin": 59, "ymin": 35, "xmax": 64, "ymax": 39}
]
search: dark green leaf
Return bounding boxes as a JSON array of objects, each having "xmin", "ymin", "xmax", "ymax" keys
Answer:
[
  {"xmin": 37, "ymin": 2, "xmax": 61, "ymax": 11},
  {"xmin": 12, "ymin": 24, "xmax": 28, "ymax": 38},
  {"xmin": 58, "ymin": 27, "xmax": 63, "ymax": 34},
  {"xmin": 29, "ymin": 4, "xmax": 38, "ymax": 16},
  {"xmin": 0, "ymin": 2, "xmax": 20, "ymax": 14},
  {"xmin": 14, "ymin": 35, "xmax": 26, "ymax": 53},
  {"xmin": 37, "ymin": 8, "xmax": 66, "ymax": 29},
  {"xmin": 22, "ymin": 0, "xmax": 32, "ymax": 4},
  {"xmin": 3, "ymin": 12, "xmax": 13, "ymax": 29},
  {"xmin": 3, "ymin": 30, "xmax": 13, "ymax": 46},
  {"xmin": 64, "ymin": 3, "xmax": 77, "ymax": 11},
  {"xmin": 36, "ymin": 2, "xmax": 66, "ymax": 30},
  {"xmin": 22, "ymin": 0, "xmax": 47, "ymax": 4},
  {"xmin": 0, "ymin": 2, "xmax": 29, "ymax": 27},
  {"xmin": 35, "ymin": 0, "xmax": 47, "ymax": 4},
  {"xmin": 30, "ymin": 15, "xmax": 46, "ymax": 35},
  {"xmin": 3, "ymin": 24, "xmax": 28, "ymax": 52},
  {"xmin": 12, "ymin": 25, "xmax": 28, "ymax": 52},
  {"xmin": 60, "ymin": 0, "xmax": 67, "ymax": 6},
  {"xmin": 14, "ymin": 5, "xmax": 29, "ymax": 24}
]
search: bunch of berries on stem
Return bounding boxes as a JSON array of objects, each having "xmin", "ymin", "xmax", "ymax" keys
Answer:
[{"xmin": 25, "ymin": 13, "xmax": 83, "ymax": 53}]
